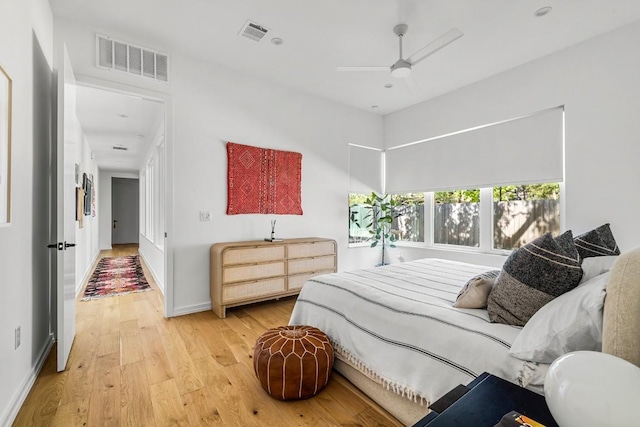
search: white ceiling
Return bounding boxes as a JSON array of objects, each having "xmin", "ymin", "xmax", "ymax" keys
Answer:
[
  {"xmin": 75, "ymin": 85, "xmax": 164, "ymax": 172},
  {"xmin": 51, "ymin": 0, "xmax": 640, "ymax": 116}
]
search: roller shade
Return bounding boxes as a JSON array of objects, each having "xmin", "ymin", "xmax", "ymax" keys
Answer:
[
  {"xmin": 385, "ymin": 107, "xmax": 564, "ymax": 193},
  {"xmin": 349, "ymin": 144, "xmax": 383, "ymax": 194}
]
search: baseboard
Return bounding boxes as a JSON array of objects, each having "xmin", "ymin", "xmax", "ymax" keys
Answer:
[
  {"xmin": 171, "ymin": 301, "xmax": 212, "ymax": 317},
  {"xmin": 138, "ymin": 249, "xmax": 164, "ymax": 295},
  {"xmin": 0, "ymin": 334, "xmax": 54, "ymax": 427},
  {"xmin": 76, "ymin": 250, "xmax": 100, "ymax": 298}
]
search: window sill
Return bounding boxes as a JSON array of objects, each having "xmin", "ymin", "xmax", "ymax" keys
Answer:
[
  {"xmin": 393, "ymin": 241, "xmax": 511, "ymax": 257},
  {"xmin": 348, "ymin": 242, "xmax": 372, "ymax": 248}
]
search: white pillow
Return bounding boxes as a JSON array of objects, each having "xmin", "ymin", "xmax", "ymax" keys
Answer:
[
  {"xmin": 509, "ymin": 272, "xmax": 609, "ymax": 363},
  {"xmin": 453, "ymin": 270, "xmax": 500, "ymax": 309},
  {"xmin": 580, "ymin": 256, "xmax": 618, "ymax": 284}
]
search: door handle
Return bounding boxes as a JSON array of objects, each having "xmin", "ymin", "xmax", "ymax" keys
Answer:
[
  {"xmin": 113, "ymin": 219, "xmax": 118, "ymax": 229},
  {"xmin": 47, "ymin": 243, "xmax": 64, "ymax": 250},
  {"xmin": 65, "ymin": 242, "xmax": 76, "ymax": 249}
]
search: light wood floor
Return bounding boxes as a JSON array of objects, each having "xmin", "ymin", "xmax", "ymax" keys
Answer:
[{"xmin": 14, "ymin": 245, "xmax": 402, "ymax": 426}]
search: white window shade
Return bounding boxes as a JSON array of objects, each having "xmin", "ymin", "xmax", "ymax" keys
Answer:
[
  {"xmin": 349, "ymin": 144, "xmax": 383, "ymax": 194},
  {"xmin": 385, "ymin": 107, "xmax": 564, "ymax": 193}
]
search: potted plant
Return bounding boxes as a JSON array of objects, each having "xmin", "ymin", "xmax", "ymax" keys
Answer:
[{"xmin": 350, "ymin": 192, "xmax": 402, "ymax": 266}]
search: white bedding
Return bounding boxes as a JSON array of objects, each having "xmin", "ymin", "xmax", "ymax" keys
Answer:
[{"xmin": 289, "ymin": 258, "xmax": 548, "ymax": 405}]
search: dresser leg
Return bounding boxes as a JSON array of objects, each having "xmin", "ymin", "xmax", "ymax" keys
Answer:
[{"xmin": 212, "ymin": 304, "xmax": 226, "ymax": 319}]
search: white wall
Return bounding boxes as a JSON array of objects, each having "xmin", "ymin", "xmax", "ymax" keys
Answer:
[
  {"xmin": 74, "ymin": 130, "xmax": 100, "ymax": 295},
  {"xmin": 55, "ymin": 18, "xmax": 385, "ymax": 315},
  {"xmin": 139, "ymin": 237, "xmax": 165, "ymax": 293},
  {"xmin": 384, "ymin": 21, "xmax": 640, "ymax": 263},
  {"xmin": 0, "ymin": 0, "xmax": 54, "ymax": 425},
  {"xmin": 138, "ymin": 122, "xmax": 165, "ymax": 292}
]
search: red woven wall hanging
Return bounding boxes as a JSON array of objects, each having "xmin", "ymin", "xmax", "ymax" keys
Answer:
[{"xmin": 227, "ymin": 142, "xmax": 303, "ymax": 215}]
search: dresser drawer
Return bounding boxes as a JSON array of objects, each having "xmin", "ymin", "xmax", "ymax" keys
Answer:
[
  {"xmin": 288, "ymin": 241, "xmax": 335, "ymax": 259},
  {"xmin": 288, "ymin": 255, "xmax": 335, "ymax": 275},
  {"xmin": 223, "ymin": 261, "xmax": 285, "ymax": 283},
  {"xmin": 288, "ymin": 270, "xmax": 335, "ymax": 290},
  {"xmin": 223, "ymin": 278, "xmax": 286, "ymax": 303},
  {"xmin": 223, "ymin": 245, "xmax": 285, "ymax": 265}
]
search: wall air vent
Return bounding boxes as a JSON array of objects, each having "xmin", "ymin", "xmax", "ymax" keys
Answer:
[
  {"xmin": 112, "ymin": 146, "xmax": 128, "ymax": 151},
  {"xmin": 239, "ymin": 20, "xmax": 270, "ymax": 42},
  {"xmin": 96, "ymin": 34, "xmax": 169, "ymax": 82}
]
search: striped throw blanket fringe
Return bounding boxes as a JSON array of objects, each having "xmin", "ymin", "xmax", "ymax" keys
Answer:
[{"xmin": 333, "ymin": 341, "xmax": 429, "ymax": 406}]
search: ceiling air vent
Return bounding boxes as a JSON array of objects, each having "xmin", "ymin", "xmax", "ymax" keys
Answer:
[
  {"xmin": 112, "ymin": 146, "xmax": 128, "ymax": 151},
  {"xmin": 96, "ymin": 34, "xmax": 169, "ymax": 82},
  {"xmin": 239, "ymin": 20, "xmax": 269, "ymax": 42}
]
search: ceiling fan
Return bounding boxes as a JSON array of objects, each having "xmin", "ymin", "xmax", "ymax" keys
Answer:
[{"xmin": 337, "ymin": 24, "xmax": 463, "ymax": 78}]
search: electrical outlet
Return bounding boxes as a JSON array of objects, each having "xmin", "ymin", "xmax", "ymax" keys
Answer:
[
  {"xmin": 199, "ymin": 211, "xmax": 212, "ymax": 222},
  {"xmin": 15, "ymin": 326, "xmax": 20, "ymax": 349}
]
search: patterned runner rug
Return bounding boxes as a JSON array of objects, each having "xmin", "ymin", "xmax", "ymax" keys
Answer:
[{"xmin": 81, "ymin": 255, "xmax": 151, "ymax": 301}]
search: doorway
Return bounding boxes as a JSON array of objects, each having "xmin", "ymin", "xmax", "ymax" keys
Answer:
[
  {"xmin": 71, "ymin": 77, "xmax": 173, "ymax": 317},
  {"xmin": 111, "ymin": 177, "xmax": 139, "ymax": 244}
]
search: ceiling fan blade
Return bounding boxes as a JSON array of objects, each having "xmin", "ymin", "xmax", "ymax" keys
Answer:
[
  {"xmin": 337, "ymin": 66, "xmax": 390, "ymax": 72},
  {"xmin": 407, "ymin": 28, "xmax": 463, "ymax": 66},
  {"xmin": 403, "ymin": 73, "xmax": 422, "ymax": 95}
]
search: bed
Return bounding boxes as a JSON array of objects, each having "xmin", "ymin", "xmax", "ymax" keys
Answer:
[{"xmin": 288, "ymin": 247, "xmax": 640, "ymax": 426}]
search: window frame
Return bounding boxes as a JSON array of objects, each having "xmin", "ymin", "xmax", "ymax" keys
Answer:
[{"xmin": 371, "ymin": 184, "xmax": 560, "ymax": 255}]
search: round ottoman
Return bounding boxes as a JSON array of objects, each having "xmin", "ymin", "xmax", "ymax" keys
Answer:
[{"xmin": 253, "ymin": 325, "xmax": 334, "ymax": 400}]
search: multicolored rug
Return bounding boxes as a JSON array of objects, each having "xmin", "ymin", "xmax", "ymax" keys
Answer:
[{"xmin": 81, "ymin": 255, "xmax": 151, "ymax": 301}]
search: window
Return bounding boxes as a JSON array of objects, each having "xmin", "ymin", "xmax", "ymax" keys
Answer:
[
  {"xmin": 155, "ymin": 142, "xmax": 165, "ymax": 249},
  {"xmin": 493, "ymin": 183, "xmax": 560, "ymax": 250},
  {"xmin": 145, "ymin": 159, "xmax": 154, "ymax": 241},
  {"xmin": 350, "ymin": 182, "xmax": 561, "ymax": 252},
  {"xmin": 349, "ymin": 193, "xmax": 370, "ymax": 244},
  {"xmin": 140, "ymin": 171, "xmax": 146, "ymax": 237},
  {"xmin": 434, "ymin": 189, "xmax": 480, "ymax": 247},
  {"xmin": 140, "ymin": 140, "xmax": 165, "ymax": 249},
  {"xmin": 393, "ymin": 193, "xmax": 424, "ymax": 243}
]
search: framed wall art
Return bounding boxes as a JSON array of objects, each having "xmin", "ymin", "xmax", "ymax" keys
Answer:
[{"xmin": 0, "ymin": 65, "xmax": 12, "ymax": 224}]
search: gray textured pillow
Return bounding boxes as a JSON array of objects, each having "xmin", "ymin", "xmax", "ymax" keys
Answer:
[
  {"xmin": 574, "ymin": 223, "xmax": 620, "ymax": 260},
  {"xmin": 554, "ymin": 230, "xmax": 579, "ymax": 262},
  {"xmin": 487, "ymin": 232, "xmax": 583, "ymax": 326},
  {"xmin": 453, "ymin": 270, "xmax": 501, "ymax": 309}
]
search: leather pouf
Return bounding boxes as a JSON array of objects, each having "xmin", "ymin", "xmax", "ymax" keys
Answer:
[{"xmin": 253, "ymin": 325, "xmax": 334, "ymax": 400}]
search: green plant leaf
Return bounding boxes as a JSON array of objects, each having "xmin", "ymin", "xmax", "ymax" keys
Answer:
[{"xmin": 370, "ymin": 241, "xmax": 378, "ymax": 248}]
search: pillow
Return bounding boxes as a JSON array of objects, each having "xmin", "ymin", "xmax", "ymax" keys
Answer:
[
  {"xmin": 453, "ymin": 270, "xmax": 501, "ymax": 309},
  {"xmin": 554, "ymin": 230, "xmax": 579, "ymax": 262},
  {"xmin": 509, "ymin": 272, "xmax": 609, "ymax": 363},
  {"xmin": 574, "ymin": 223, "xmax": 621, "ymax": 260},
  {"xmin": 487, "ymin": 232, "xmax": 583, "ymax": 326},
  {"xmin": 579, "ymin": 255, "xmax": 618, "ymax": 284}
]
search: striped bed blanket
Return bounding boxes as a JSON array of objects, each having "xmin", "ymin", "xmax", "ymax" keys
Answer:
[{"xmin": 289, "ymin": 258, "xmax": 548, "ymax": 405}]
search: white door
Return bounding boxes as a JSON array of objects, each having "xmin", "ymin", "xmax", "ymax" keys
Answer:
[
  {"xmin": 55, "ymin": 44, "xmax": 78, "ymax": 372},
  {"xmin": 112, "ymin": 178, "xmax": 139, "ymax": 244}
]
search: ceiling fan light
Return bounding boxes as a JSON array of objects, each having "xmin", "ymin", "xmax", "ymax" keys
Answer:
[{"xmin": 391, "ymin": 62, "xmax": 411, "ymax": 78}]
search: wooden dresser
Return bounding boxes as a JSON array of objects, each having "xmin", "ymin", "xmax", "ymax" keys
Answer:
[{"xmin": 210, "ymin": 237, "xmax": 337, "ymax": 318}]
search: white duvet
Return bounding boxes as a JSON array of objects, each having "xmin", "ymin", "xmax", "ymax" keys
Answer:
[{"xmin": 289, "ymin": 258, "xmax": 548, "ymax": 405}]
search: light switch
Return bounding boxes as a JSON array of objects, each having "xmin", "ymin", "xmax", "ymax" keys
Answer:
[{"xmin": 199, "ymin": 211, "xmax": 212, "ymax": 222}]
